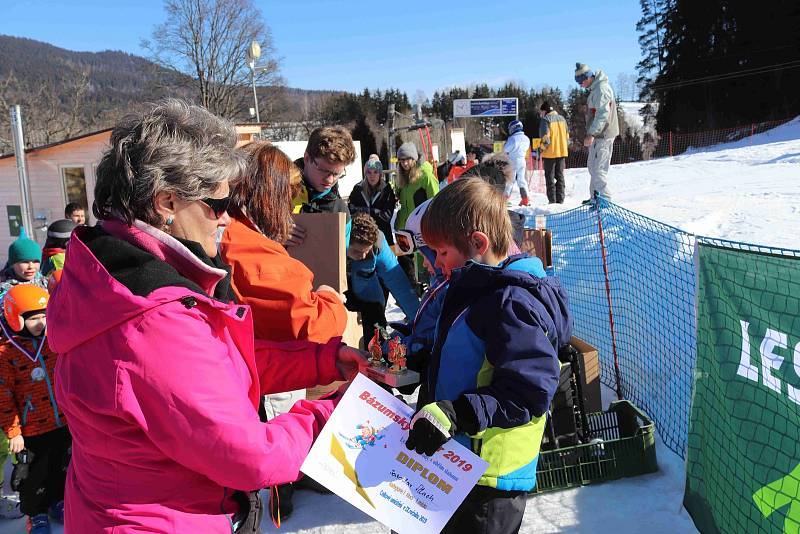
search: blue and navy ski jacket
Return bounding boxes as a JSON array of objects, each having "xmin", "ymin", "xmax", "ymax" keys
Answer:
[
  {"xmin": 347, "ymin": 231, "xmax": 420, "ymax": 319},
  {"xmin": 421, "ymin": 254, "xmax": 572, "ymax": 491}
]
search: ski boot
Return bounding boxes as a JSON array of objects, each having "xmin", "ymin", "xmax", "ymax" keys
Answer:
[
  {"xmin": 48, "ymin": 500, "xmax": 64, "ymax": 522},
  {"xmin": 518, "ymin": 197, "xmax": 530, "ymax": 207},
  {"xmin": 26, "ymin": 513, "xmax": 51, "ymax": 534},
  {"xmin": 0, "ymin": 493, "xmax": 22, "ymax": 519}
]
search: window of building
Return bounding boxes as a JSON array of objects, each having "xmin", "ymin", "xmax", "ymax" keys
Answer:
[{"xmin": 62, "ymin": 166, "xmax": 87, "ymax": 210}]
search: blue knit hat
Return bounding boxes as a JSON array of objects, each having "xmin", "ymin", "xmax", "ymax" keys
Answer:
[{"xmin": 7, "ymin": 229, "xmax": 41, "ymax": 265}]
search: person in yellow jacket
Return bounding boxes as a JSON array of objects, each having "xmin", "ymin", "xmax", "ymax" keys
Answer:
[{"xmin": 538, "ymin": 101, "xmax": 569, "ymax": 204}]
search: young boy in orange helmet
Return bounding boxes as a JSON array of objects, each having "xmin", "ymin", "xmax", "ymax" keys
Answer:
[{"xmin": 0, "ymin": 285, "xmax": 70, "ymax": 533}]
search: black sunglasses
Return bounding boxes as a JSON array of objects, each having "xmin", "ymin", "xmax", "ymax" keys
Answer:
[{"xmin": 199, "ymin": 196, "xmax": 232, "ymax": 218}]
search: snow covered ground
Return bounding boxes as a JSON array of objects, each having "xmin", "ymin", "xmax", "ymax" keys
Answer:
[
  {"xmin": 4, "ymin": 118, "xmax": 799, "ymax": 533},
  {"xmin": 516, "ymin": 116, "xmax": 800, "ymax": 251},
  {"xmin": 256, "ymin": 384, "xmax": 695, "ymax": 534}
]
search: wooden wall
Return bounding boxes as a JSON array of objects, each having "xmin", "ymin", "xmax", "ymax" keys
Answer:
[{"xmin": 0, "ymin": 131, "xmax": 110, "ymax": 257}]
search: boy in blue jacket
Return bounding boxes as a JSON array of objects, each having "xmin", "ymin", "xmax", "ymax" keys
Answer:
[
  {"xmin": 345, "ymin": 213, "xmax": 420, "ymax": 346},
  {"xmin": 405, "ymin": 178, "xmax": 573, "ymax": 534}
]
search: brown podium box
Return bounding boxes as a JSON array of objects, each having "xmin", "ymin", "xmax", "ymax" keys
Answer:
[
  {"xmin": 287, "ymin": 212, "xmax": 347, "ymax": 292},
  {"xmin": 286, "ymin": 212, "xmax": 361, "ymax": 398},
  {"xmin": 520, "ymin": 228, "xmax": 553, "ymax": 269},
  {"xmin": 569, "ymin": 336, "xmax": 602, "ymax": 413}
]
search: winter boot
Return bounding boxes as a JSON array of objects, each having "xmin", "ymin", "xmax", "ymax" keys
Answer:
[
  {"xmin": 48, "ymin": 500, "xmax": 64, "ymax": 522},
  {"xmin": 0, "ymin": 493, "xmax": 22, "ymax": 518},
  {"xmin": 518, "ymin": 189, "xmax": 529, "ymax": 207},
  {"xmin": 26, "ymin": 513, "xmax": 50, "ymax": 534}
]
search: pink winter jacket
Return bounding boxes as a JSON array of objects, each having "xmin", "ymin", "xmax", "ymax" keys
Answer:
[{"xmin": 48, "ymin": 220, "xmax": 342, "ymax": 533}]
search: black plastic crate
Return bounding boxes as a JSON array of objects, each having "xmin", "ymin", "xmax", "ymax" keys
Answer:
[{"xmin": 532, "ymin": 400, "xmax": 659, "ymax": 493}]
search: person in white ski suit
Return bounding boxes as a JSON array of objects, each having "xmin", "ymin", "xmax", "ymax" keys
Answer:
[
  {"xmin": 503, "ymin": 119, "xmax": 531, "ymax": 206},
  {"xmin": 575, "ymin": 63, "xmax": 619, "ymax": 201}
]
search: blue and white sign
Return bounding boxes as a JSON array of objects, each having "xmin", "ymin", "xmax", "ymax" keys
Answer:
[{"xmin": 453, "ymin": 98, "xmax": 518, "ymax": 118}]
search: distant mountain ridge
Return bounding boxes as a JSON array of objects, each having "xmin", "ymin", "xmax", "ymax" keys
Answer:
[{"xmin": 0, "ymin": 34, "xmax": 339, "ymax": 150}]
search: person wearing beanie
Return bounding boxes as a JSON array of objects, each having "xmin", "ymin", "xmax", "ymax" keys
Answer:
[
  {"xmin": 539, "ymin": 101, "xmax": 570, "ymax": 204},
  {"xmin": 42, "ymin": 219, "xmax": 76, "ymax": 277},
  {"xmin": 1, "ymin": 230, "xmax": 47, "ymax": 301},
  {"xmin": 575, "ymin": 62, "xmax": 619, "ymax": 203},
  {"xmin": 503, "ymin": 119, "xmax": 531, "ymax": 206},
  {"xmin": 394, "ymin": 141, "xmax": 438, "ymax": 286},
  {"xmin": 394, "ymin": 142, "xmax": 438, "ymax": 240},
  {"xmin": 348, "ymin": 155, "xmax": 397, "ymax": 245}
]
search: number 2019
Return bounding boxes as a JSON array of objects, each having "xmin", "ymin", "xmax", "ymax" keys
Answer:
[{"xmin": 443, "ymin": 450, "xmax": 472, "ymax": 471}]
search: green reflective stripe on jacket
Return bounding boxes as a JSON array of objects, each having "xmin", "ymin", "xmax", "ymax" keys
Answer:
[{"xmin": 467, "ymin": 357, "xmax": 546, "ymax": 490}]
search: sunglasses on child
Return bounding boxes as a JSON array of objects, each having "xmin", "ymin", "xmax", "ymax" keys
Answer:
[{"xmin": 199, "ymin": 196, "xmax": 232, "ymax": 218}]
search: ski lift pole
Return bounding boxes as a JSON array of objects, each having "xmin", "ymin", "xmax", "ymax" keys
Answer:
[
  {"xmin": 424, "ymin": 125, "xmax": 434, "ymax": 162},
  {"xmin": 417, "ymin": 128, "xmax": 427, "ymax": 161}
]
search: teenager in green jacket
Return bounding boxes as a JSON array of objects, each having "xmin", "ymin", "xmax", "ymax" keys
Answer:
[{"xmin": 394, "ymin": 142, "xmax": 438, "ymax": 231}]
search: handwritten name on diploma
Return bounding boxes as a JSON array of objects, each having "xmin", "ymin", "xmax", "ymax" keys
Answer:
[{"xmin": 300, "ymin": 373, "xmax": 487, "ymax": 534}]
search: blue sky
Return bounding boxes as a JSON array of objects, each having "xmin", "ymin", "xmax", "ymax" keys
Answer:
[{"xmin": 1, "ymin": 0, "xmax": 643, "ymax": 100}]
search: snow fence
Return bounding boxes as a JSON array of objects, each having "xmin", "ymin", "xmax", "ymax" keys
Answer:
[{"xmin": 536, "ymin": 201, "xmax": 800, "ymax": 533}]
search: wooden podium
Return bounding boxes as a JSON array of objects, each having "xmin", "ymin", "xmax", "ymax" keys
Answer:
[{"xmin": 287, "ymin": 212, "xmax": 363, "ymax": 398}]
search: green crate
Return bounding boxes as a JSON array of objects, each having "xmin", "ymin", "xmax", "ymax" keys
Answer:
[{"xmin": 532, "ymin": 400, "xmax": 659, "ymax": 494}]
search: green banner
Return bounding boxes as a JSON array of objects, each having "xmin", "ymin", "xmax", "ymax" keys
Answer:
[{"xmin": 685, "ymin": 244, "xmax": 800, "ymax": 533}]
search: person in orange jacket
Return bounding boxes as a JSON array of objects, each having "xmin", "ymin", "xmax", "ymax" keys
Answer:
[
  {"xmin": 0, "ymin": 284, "xmax": 70, "ymax": 533},
  {"xmin": 219, "ymin": 142, "xmax": 350, "ymax": 519},
  {"xmin": 220, "ymin": 142, "xmax": 348, "ymax": 345}
]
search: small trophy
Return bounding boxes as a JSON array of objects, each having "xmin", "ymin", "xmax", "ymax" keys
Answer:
[
  {"xmin": 386, "ymin": 337, "xmax": 407, "ymax": 373},
  {"xmin": 363, "ymin": 327, "xmax": 419, "ymax": 388},
  {"xmin": 367, "ymin": 328, "xmax": 385, "ymax": 367}
]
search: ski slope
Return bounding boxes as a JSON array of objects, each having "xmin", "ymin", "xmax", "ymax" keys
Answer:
[
  {"xmin": 4, "ymin": 119, "xmax": 800, "ymax": 533},
  {"xmin": 516, "ymin": 116, "xmax": 800, "ymax": 251}
]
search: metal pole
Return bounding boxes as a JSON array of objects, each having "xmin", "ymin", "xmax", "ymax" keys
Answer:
[
  {"xmin": 387, "ymin": 104, "xmax": 396, "ymax": 173},
  {"xmin": 250, "ymin": 64, "xmax": 260, "ymax": 123},
  {"xmin": 9, "ymin": 105, "xmax": 35, "ymax": 235}
]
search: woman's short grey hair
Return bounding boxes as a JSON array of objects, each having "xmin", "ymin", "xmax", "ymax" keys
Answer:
[{"xmin": 93, "ymin": 98, "xmax": 246, "ymax": 226}]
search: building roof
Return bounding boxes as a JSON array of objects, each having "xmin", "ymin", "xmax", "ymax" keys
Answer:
[
  {"xmin": 0, "ymin": 123, "xmax": 265, "ymax": 161},
  {"xmin": 0, "ymin": 128, "xmax": 113, "ymax": 161}
]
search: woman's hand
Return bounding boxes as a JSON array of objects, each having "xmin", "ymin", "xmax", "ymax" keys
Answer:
[
  {"xmin": 284, "ymin": 222, "xmax": 307, "ymax": 248},
  {"xmin": 336, "ymin": 345, "xmax": 370, "ymax": 380},
  {"xmin": 9, "ymin": 435, "xmax": 24, "ymax": 454}
]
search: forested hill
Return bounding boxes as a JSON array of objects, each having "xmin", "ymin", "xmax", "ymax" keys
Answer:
[{"xmin": 0, "ymin": 35, "xmax": 337, "ymax": 152}]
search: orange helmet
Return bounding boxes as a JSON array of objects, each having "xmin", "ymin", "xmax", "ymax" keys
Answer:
[
  {"xmin": 48, "ymin": 269, "xmax": 63, "ymax": 291},
  {"xmin": 3, "ymin": 284, "xmax": 49, "ymax": 332}
]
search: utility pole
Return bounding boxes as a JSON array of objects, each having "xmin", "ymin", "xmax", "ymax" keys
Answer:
[{"xmin": 9, "ymin": 105, "xmax": 35, "ymax": 236}]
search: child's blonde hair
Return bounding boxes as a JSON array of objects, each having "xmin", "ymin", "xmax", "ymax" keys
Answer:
[{"xmin": 421, "ymin": 178, "xmax": 512, "ymax": 257}]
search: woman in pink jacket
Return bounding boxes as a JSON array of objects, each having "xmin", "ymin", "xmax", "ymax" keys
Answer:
[{"xmin": 47, "ymin": 99, "xmax": 366, "ymax": 533}]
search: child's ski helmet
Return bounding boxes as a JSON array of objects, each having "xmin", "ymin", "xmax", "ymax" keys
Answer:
[
  {"xmin": 3, "ymin": 284, "xmax": 49, "ymax": 332},
  {"xmin": 508, "ymin": 119, "xmax": 524, "ymax": 135}
]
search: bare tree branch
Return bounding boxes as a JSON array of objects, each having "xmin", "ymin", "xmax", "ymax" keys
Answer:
[{"xmin": 143, "ymin": 0, "xmax": 282, "ymax": 118}]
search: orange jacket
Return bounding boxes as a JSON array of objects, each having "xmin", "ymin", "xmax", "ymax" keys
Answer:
[
  {"xmin": 0, "ymin": 335, "xmax": 65, "ymax": 438},
  {"xmin": 220, "ymin": 215, "xmax": 348, "ymax": 344}
]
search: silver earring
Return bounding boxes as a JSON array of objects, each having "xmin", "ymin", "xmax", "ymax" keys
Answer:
[{"xmin": 166, "ymin": 216, "xmax": 174, "ymax": 226}]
